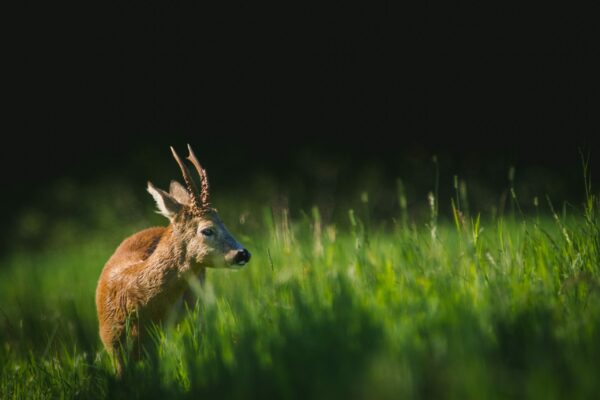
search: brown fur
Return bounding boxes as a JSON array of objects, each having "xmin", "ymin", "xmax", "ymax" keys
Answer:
[{"xmin": 96, "ymin": 151, "xmax": 248, "ymax": 375}]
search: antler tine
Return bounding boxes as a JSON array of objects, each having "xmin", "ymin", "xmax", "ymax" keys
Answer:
[
  {"xmin": 170, "ymin": 146, "xmax": 202, "ymax": 215},
  {"xmin": 186, "ymin": 144, "xmax": 211, "ymax": 208}
]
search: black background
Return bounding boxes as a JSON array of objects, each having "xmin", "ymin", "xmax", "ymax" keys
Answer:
[{"xmin": 4, "ymin": 2, "xmax": 599, "ymax": 207}]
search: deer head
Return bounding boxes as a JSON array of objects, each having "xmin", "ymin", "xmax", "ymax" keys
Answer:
[{"xmin": 146, "ymin": 144, "xmax": 251, "ymax": 269}]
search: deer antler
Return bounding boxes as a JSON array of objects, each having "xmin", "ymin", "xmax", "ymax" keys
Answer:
[
  {"xmin": 186, "ymin": 144, "xmax": 211, "ymax": 209},
  {"xmin": 170, "ymin": 146, "xmax": 203, "ymax": 215}
]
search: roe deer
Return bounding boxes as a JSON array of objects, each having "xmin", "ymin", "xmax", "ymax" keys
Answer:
[{"xmin": 95, "ymin": 144, "xmax": 251, "ymax": 375}]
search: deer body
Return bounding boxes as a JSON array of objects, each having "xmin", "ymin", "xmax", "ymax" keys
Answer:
[{"xmin": 95, "ymin": 145, "xmax": 250, "ymax": 374}]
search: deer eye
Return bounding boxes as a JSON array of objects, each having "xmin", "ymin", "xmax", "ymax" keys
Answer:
[{"xmin": 201, "ymin": 228, "xmax": 214, "ymax": 237}]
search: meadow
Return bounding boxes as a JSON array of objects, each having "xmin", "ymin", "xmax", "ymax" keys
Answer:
[{"xmin": 1, "ymin": 173, "xmax": 599, "ymax": 399}]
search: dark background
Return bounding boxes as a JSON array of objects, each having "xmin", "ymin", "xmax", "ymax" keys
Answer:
[{"xmin": 4, "ymin": 2, "xmax": 599, "ymax": 229}]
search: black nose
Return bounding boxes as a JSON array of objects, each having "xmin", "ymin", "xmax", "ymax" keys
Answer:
[{"xmin": 234, "ymin": 249, "xmax": 251, "ymax": 264}]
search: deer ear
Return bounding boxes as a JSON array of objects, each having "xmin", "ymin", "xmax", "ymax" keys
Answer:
[
  {"xmin": 169, "ymin": 180, "xmax": 192, "ymax": 205},
  {"xmin": 147, "ymin": 181, "xmax": 183, "ymax": 220}
]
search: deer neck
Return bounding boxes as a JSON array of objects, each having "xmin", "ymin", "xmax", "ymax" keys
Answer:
[
  {"xmin": 141, "ymin": 225, "xmax": 194, "ymax": 292},
  {"xmin": 144, "ymin": 225, "xmax": 207, "ymax": 292},
  {"xmin": 145, "ymin": 225, "xmax": 183, "ymax": 266},
  {"xmin": 132, "ymin": 225, "xmax": 201, "ymax": 317}
]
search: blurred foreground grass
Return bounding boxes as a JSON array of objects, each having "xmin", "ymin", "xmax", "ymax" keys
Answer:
[{"xmin": 1, "ymin": 179, "xmax": 600, "ymax": 399}]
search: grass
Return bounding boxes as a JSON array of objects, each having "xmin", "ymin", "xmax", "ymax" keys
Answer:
[{"xmin": 1, "ymin": 178, "xmax": 599, "ymax": 399}]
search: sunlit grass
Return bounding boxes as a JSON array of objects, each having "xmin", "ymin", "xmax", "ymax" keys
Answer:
[{"xmin": 1, "ymin": 183, "xmax": 599, "ymax": 398}]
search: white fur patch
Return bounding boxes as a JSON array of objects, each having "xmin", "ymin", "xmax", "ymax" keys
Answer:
[{"xmin": 147, "ymin": 182, "xmax": 181, "ymax": 220}]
